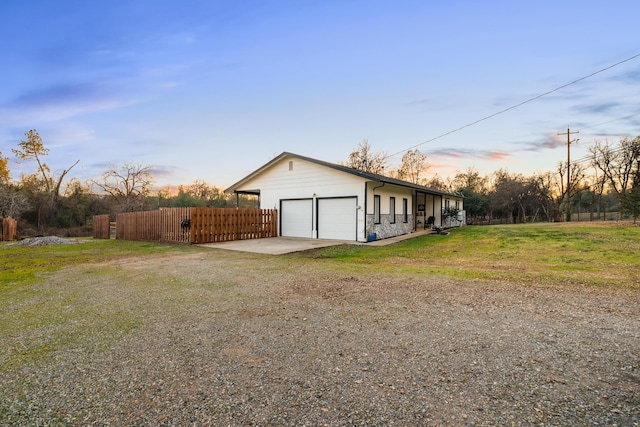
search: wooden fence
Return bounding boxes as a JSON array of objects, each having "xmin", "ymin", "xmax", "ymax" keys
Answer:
[
  {"xmin": 115, "ymin": 207, "xmax": 191, "ymax": 243},
  {"xmin": 1, "ymin": 217, "xmax": 17, "ymax": 241},
  {"xmin": 99, "ymin": 207, "xmax": 277, "ymax": 244},
  {"xmin": 93, "ymin": 214, "xmax": 111, "ymax": 239},
  {"xmin": 190, "ymin": 207, "xmax": 278, "ymax": 244}
]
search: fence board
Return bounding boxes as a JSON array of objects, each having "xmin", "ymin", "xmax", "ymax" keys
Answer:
[
  {"xmin": 1, "ymin": 217, "xmax": 17, "ymax": 241},
  {"xmin": 92, "ymin": 214, "xmax": 111, "ymax": 239}
]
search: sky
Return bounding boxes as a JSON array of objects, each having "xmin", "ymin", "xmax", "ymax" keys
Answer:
[{"xmin": 1, "ymin": 0, "xmax": 639, "ymax": 191}]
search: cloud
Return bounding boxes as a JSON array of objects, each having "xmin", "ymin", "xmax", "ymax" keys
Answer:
[
  {"xmin": 425, "ymin": 147, "xmax": 509, "ymax": 161},
  {"xmin": 0, "ymin": 81, "xmax": 139, "ymax": 125},
  {"xmin": 152, "ymin": 165, "xmax": 186, "ymax": 179},
  {"xmin": 611, "ymin": 69, "xmax": 640, "ymax": 84},
  {"xmin": 44, "ymin": 123, "xmax": 97, "ymax": 148},
  {"xmin": 572, "ymin": 102, "xmax": 620, "ymax": 115},
  {"xmin": 519, "ymin": 133, "xmax": 564, "ymax": 152},
  {"xmin": 11, "ymin": 82, "xmax": 100, "ymax": 107}
]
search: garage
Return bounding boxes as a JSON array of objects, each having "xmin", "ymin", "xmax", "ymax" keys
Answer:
[
  {"xmin": 280, "ymin": 199, "xmax": 312, "ymax": 238},
  {"xmin": 317, "ymin": 197, "xmax": 357, "ymax": 241}
]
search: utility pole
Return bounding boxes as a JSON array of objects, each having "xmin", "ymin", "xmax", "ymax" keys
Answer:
[{"xmin": 558, "ymin": 127, "xmax": 579, "ymax": 221}]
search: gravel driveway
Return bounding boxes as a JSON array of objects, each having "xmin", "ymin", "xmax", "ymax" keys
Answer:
[{"xmin": 1, "ymin": 250, "xmax": 638, "ymax": 426}]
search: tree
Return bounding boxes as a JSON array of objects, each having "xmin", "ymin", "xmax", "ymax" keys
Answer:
[
  {"xmin": 92, "ymin": 162, "xmax": 154, "ymax": 212},
  {"xmin": 53, "ymin": 178, "xmax": 98, "ymax": 228},
  {"xmin": 185, "ymin": 180, "xmax": 228, "ymax": 207},
  {"xmin": 451, "ymin": 167, "xmax": 487, "ymax": 194},
  {"xmin": 344, "ymin": 139, "xmax": 387, "ymax": 174},
  {"xmin": 170, "ymin": 185, "xmax": 206, "ymax": 207},
  {"xmin": 423, "ymin": 174, "xmax": 448, "ymax": 191},
  {"xmin": 532, "ymin": 171, "xmax": 562, "ymax": 222},
  {"xmin": 589, "ymin": 136, "xmax": 640, "ymax": 219},
  {"xmin": 12, "ymin": 130, "xmax": 51, "ymax": 193},
  {"xmin": 0, "ymin": 151, "xmax": 9, "ymax": 184},
  {"xmin": 489, "ymin": 170, "xmax": 534, "ymax": 223},
  {"xmin": 620, "ymin": 166, "xmax": 640, "ymax": 223},
  {"xmin": 0, "ymin": 185, "xmax": 29, "ymax": 219},
  {"xmin": 12, "ymin": 130, "xmax": 80, "ymax": 202},
  {"xmin": 396, "ymin": 149, "xmax": 427, "ymax": 184},
  {"xmin": 11, "ymin": 130, "xmax": 80, "ymax": 229},
  {"xmin": 449, "ymin": 168, "xmax": 489, "ymax": 222},
  {"xmin": 620, "ymin": 187, "xmax": 640, "ymax": 223}
]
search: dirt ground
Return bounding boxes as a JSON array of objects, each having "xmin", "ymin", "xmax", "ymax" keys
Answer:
[{"xmin": 2, "ymin": 249, "xmax": 639, "ymax": 426}]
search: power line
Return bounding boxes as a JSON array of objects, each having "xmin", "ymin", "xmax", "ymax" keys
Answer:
[
  {"xmin": 566, "ymin": 113, "xmax": 640, "ymax": 165},
  {"xmin": 578, "ymin": 112, "xmax": 640, "ymax": 132},
  {"xmin": 387, "ymin": 52, "xmax": 640, "ymax": 159},
  {"xmin": 571, "ymin": 145, "xmax": 630, "ymax": 167}
]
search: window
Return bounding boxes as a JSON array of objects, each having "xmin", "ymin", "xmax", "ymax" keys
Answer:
[
  {"xmin": 445, "ymin": 199, "xmax": 450, "ymax": 208},
  {"xmin": 374, "ymin": 195, "xmax": 381, "ymax": 224},
  {"xmin": 402, "ymin": 198, "xmax": 408, "ymax": 223},
  {"xmin": 389, "ymin": 197, "xmax": 396, "ymax": 224},
  {"xmin": 455, "ymin": 200, "xmax": 460, "ymax": 210},
  {"xmin": 288, "ymin": 161, "xmax": 293, "ymax": 171}
]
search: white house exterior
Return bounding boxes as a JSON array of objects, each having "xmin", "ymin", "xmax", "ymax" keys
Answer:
[{"xmin": 225, "ymin": 152, "xmax": 464, "ymax": 242}]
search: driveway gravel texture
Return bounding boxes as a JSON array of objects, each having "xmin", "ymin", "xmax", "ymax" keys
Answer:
[{"xmin": 1, "ymin": 249, "xmax": 638, "ymax": 426}]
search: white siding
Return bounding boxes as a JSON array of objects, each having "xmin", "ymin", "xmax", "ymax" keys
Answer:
[
  {"xmin": 367, "ymin": 184, "xmax": 413, "ymax": 214},
  {"xmin": 233, "ymin": 157, "xmax": 368, "ymax": 241}
]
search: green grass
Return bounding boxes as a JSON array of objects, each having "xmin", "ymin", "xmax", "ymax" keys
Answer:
[
  {"xmin": 0, "ymin": 238, "xmax": 197, "ymax": 288},
  {"xmin": 295, "ymin": 223, "xmax": 640, "ymax": 286},
  {"xmin": 2, "ymin": 224, "xmax": 638, "ymax": 293}
]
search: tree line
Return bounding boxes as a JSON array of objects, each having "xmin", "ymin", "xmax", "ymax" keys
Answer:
[
  {"xmin": 0, "ymin": 130, "xmax": 256, "ymax": 235},
  {"xmin": 1, "ymin": 131, "xmax": 639, "ymax": 236},
  {"xmin": 344, "ymin": 138, "xmax": 640, "ymax": 224}
]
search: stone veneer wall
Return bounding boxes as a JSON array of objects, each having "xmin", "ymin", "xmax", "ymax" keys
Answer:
[{"xmin": 366, "ymin": 214, "xmax": 414, "ymax": 240}]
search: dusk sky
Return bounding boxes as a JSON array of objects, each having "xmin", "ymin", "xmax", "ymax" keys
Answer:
[{"xmin": 1, "ymin": 1, "xmax": 639, "ymax": 190}]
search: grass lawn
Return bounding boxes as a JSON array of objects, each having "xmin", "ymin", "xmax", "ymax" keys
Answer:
[
  {"xmin": 298, "ymin": 222, "xmax": 640, "ymax": 286},
  {"xmin": 3, "ymin": 222, "xmax": 638, "ymax": 290}
]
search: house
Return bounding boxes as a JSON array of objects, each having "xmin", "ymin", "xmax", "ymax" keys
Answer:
[{"xmin": 225, "ymin": 152, "xmax": 464, "ymax": 242}]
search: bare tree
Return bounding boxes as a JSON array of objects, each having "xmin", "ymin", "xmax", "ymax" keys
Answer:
[
  {"xmin": 588, "ymin": 136, "xmax": 640, "ymax": 219},
  {"xmin": 396, "ymin": 149, "xmax": 428, "ymax": 184},
  {"xmin": 92, "ymin": 162, "xmax": 154, "ymax": 212},
  {"xmin": 532, "ymin": 171, "xmax": 562, "ymax": 222},
  {"xmin": 344, "ymin": 139, "xmax": 387, "ymax": 174},
  {"xmin": 0, "ymin": 185, "xmax": 29, "ymax": 218}
]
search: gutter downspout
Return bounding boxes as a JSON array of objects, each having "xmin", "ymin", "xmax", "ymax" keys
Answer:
[{"xmin": 363, "ymin": 182, "xmax": 368, "ymax": 241}]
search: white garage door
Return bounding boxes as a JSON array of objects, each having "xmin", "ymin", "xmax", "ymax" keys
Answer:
[
  {"xmin": 317, "ymin": 197, "xmax": 357, "ymax": 241},
  {"xmin": 281, "ymin": 199, "xmax": 313, "ymax": 238}
]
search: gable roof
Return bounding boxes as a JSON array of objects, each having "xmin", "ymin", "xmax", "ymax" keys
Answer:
[{"xmin": 225, "ymin": 151, "xmax": 460, "ymax": 197}]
